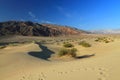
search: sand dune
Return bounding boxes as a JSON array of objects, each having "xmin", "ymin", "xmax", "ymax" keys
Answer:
[{"xmin": 0, "ymin": 38, "xmax": 120, "ymax": 80}]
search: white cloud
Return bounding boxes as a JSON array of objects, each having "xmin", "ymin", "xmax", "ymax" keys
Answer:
[
  {"xmin": 90, "ymin": 29, "xmax": 120, "ymax": 34},
  {"xmin": 28, "ymin": 12, "xmax": 35, "ymax": 18},
  {"xmin": 41, "ymin": 20, "xmax": 53, "ymax": 24},
  {"xmin": 57, "ymin": 6, "xmax": 72, "ymax": 18},
  {"xmin": 28, "ymin": 11, "xmax": 39, "ymax": 22},
  {"xmin": 20, "ymin": 19, "xmax": 25, "ymax": 21}
]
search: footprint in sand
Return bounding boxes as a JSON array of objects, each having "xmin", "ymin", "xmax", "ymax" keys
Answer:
[
  {"xmin": 58, "ymin": 72, "xmax": 63, "ymax": 74},
  {"xmin": 64, "ymin": 71, "xmax": 67, "ymax": 74},
  {"xmin": 41, "ymin": 72, "xmax": 46, "ymax": 78},
  {"xmin": 98, "ymin": 77, "xmax": 106, "ymax": 80},
  {"xmin": 70, "ymin": 70, "xmax": 73, "ymax": 72},
  {"xmin": 84, "ymin": 68, "xmax": 88, "ymax": 71},
  {"xmin": 52, "ymin": 69, "xmax": 55, "ymax": 72},
  {"xmin": 91, "ymin": 67, "xmax": 95, "ymax": 70},
  {"xmin": 20, "ymin": 76, "xmax": 26, "ymax": 80},
  {"xmin": 39, "ymin": 78, "xmax": 44, "ymax": 80},
  {"xmin": 58, "ymin": 71, "xmax": 69, "ymax": 75},
  {"xmin": 20, "ymin": 73, "xmax": 47, "ymax": 80},
  {"xmin": 97, "ymin": 67, "xmax": 109, "ymax": 80},
  {"xmin": 39, "ymin": 73, "xmax": 46, "ymax": 80}
]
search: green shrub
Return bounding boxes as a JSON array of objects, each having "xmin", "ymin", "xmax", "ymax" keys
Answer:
[
  {"xmin": 59, "ymin": 48, "xmax": 68, "ymax": 56},
  {"xmin": 95, "ymin": 37, "xmax": 105, "ymax": 42},
  {"xmin": 63, "ymin": 41, "xmax": 68, "ymax": 44},
  {"xmin": 8, "ymin": 43, "xmax": 19, "ymax": 46},
  {"xmin": 79, "ymin": 41, "xmax": 91, "ymax": 47},
  {"xmin": 95, "ymin": 37, "xmax": 113, "ymax": 43},
  {"xmin": 58, "ymin": 48, "xmax": 77, "ymax": 57},
  {"xmin": 40, "ymin": 40, "xmax": 46, "ymax": 43},
  {"xmin": 63, "ymin": 43, "xmax": 74, "ymax": 48},
  {"xmin": 69, "ymin": 48, "xmax": 77, "ymax": 57},
  {"xmin": 0, "ymin": 46, "xmax": 6, "ymax": 49},
  {"xmin": 95, "ymin": 39, "xmax": 99, "ymax": 42},
  {"xmin": 105, "ymin": 40, "xmax": 109, "ymax": 43}
]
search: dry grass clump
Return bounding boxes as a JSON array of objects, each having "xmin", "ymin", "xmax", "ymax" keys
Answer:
[
  {"xmin": 0, "ymin": 41, "xmax": 35, "ymax": 49},
  {"xmin": 78, "ymin": 41, "xmax": 91, "ymax": 47},
  {"xmin": 95, "ymin": 37, "xmax": 113, "ymax": 43},
  {"xmin": 40, "ymin": 40, "xmax": 46, "ymax": 44},
  {"xmin": 8, "ymin": 41, "xmax": 35, "ymax": 46},
  {"xmin": 63, "ymin": 42, "xmax": 74, "ymax": 48},
  {"xmin": 8, "ymin": 43, "xmax": 19, "ymax": 46},
  {"xmin": 59, "ymin": 42, "xmax": 77, "ymax": 57},
  {"xmin": 0, "ymin": 46, "xmax": 6, "ymax": 49},
  {"xmin": 58, "ymin": 48, "xmax": 77, "ymax": 57}
]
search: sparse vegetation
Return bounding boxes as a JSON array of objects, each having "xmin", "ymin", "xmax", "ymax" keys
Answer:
[
  {"xmin": 8, "ymin": 41, "xmax": 35, "ymax": 46},
  {"xmin": 58, "ymin": 48, "xmax": 77, "ymax": 57},
  {"xmin": 8, "ymin": 43, "xmax": 19, "ymax": 46},
  {"xmin": 95, "ymin": 37, "xmax": 113, "ymax": 43},
  {"xmin": 40, "ymin": 40, "xmax": 46, "ymax": 43},
  {"xmin": 0, "ymin": 41, "xmax": 35, "ymax": 49},
  {"xmin": 0, "ymin": 46, "xmax": 6, "ymax": 49},
  {"xmin": 63, "ymin": 42, "xmax": 74, "ymax": 48},
  {"xmin": 78, "ymin": 41, "xmax": 91, "ymax": 47},
  {"xmin": 63, "ymin": 41, "xmax": 68, "ymax": 44}
]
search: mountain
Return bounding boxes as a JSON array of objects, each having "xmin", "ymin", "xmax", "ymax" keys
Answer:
[
  {"xmin": 90, "ymin": 29, "xmax": 120, "ymax": 34},
  {"xmin": 0, "ymin": 21, "xmax": 89, "ymax": 36}
]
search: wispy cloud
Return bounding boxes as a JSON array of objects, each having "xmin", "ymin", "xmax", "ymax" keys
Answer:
[
  {"xmin": 41, "ymin": 20, "xmax": 53, "ymax": 24},
  {"xmin": 28, "ymin": 11, "xmax": 39, "ymax": 22},
  {"xmin": 28, "ymin": 12, "xmax": 35, "ymax": 18},
  {"xmin": 20, "ymin": 19, "xmax": 25, "ymax": 21},
  {"xmin": 57, "ymin": 6, "xmax": 72, "ymax": 18},
  {"xmin": 90, "ymin": 29, "xmax": 120, "ymax": 34}
]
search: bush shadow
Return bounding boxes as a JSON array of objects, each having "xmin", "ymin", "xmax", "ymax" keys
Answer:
[{"xmin": 75, "ymin": 54, "xmax": 95, "ymax": 59}]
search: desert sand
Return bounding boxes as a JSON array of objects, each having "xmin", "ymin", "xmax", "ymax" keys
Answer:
[{"xmin": 0, "ymin": 36, "xmax": 120, "ymax": 80}]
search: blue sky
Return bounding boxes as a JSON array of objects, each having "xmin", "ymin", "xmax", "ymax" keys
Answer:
[{"xmin": 0, "ymin": 0, "xmax": 120, "ymax": 30}]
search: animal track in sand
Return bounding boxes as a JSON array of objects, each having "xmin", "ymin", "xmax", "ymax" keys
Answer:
[
  {"xmin": 74, "ymin": 67, "xmax": 108, "ymax": 80},
  {"xmin": 58, "ymin": 71, "xmax": 63, "ymax": 74},
  {"xmin": 19, "ymin": 67, "xmax": 109, "ymax": 80},
  {"xmin": 98, "ymin": 77, "xmax": 106, "ymax": 80},
  {"xmin": 40, "ymin": 72, "xmax": 46, "ymax": 78},
  {"xmin": 20, "ymin": 73, "xmax": 47, "ymax": 80},
  {"xmin": 97, "ymin": 67, "xmax": 109, "ymax": 80}
]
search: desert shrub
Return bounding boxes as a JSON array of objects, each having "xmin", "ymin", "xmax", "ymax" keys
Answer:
[
  {"xmin": 31, "ymin": 41, "xmax": 35, "ymax": 43},
  {"xmin": 95, "ymin": 37, "xmax": 113, "ymax": 43},
  {"xmin": 63, "ymin": 43, "xmax": 74, "ymax": 48},
  {"xmin": 69, "ymin": 48, "xmax": 77, "ymax": 57},
  {"xmin": 95, "ymin": 37, "xmax": 105, "ymax": 42},
  {"xmin": 0, "ymin": 46, "xmax": 6, "ymax": 49},
  {"xmin": 8, "ymin": 41, "xmax": 34, "ymax": 46},
  {"xmin": 40, "ymin": 40, "xmax": 46, "ymax": 43},
  {"xmin": 58, "ymin": 48, "xmax": 77, "ymax": 57},
  {"xmin": 59, "ymin": 48, "xmax": 68, "ymax": 56},
  {"xmin": 63, "ymin": 41, "xmax": 68, "ymax": 44},
  {"xmin": 60, "ymin": 39, "xmax": 64, "ymax": 42},
  {"xmin": 78, "ymin": 41, "xmax": 91, "ymax": 47},
  {"xmin": 95, "ymin": 39, "xmax": 99, "ymax": 42},
  {"xmin": 105, "ymin": 41, "xmax": 109, "ymax": 43},
  {"xmin": 56, "ymin": 42, "xmax": 60, "ymax": 45},
  {"xmin": 8, "ymin": 43, "xmax": 19, "ymax": 46}
]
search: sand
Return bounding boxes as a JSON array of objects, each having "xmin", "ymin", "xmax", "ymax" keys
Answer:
[{"xmin": 0, "ymin": 38, "xmax": 120, "ymax": 80}]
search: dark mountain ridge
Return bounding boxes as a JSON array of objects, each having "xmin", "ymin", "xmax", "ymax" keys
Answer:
[{"xmin": 0, "ymin": 21, "xmax": 89, "ymax": 36}]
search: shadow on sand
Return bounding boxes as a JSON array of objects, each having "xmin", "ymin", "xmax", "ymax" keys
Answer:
[
  {"xmin": 75, "ymin": 54, "xmax": 95, "ymax": 59},
  {"xmin": 28, "ymin": 42, "xmax": 54, "ymax": 61}
]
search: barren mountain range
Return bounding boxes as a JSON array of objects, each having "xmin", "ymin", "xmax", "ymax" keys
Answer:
[{"xmin": 0, "ymin": 21, "xmax": 89, "ymax": 36}]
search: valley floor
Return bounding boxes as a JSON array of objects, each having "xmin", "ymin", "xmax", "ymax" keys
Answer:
[{"xmin": 0, "ymin": 35, "xmax": 120, "ymax": 80}]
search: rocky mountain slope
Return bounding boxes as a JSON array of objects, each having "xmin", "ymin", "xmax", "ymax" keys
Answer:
[{"xmin": 0, "ymin": 21, "xmax": 89, "ymax": 36}]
